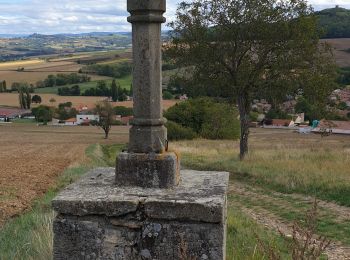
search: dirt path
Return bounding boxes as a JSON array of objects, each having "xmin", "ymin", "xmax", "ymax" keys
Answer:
[{"xmin": 228, "ymin": 181, "xmax": 350, "ymax": 260}]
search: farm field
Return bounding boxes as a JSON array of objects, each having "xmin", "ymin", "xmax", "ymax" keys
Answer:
[
  {"xmin": 0, "ymin": 123, "xmax": 130, "ymax": 226},
  {"xmin": 0, "ymin": 93, "xmax": 178, "ymax": 110},
  {"xmin": 0, "ymin": 59, "xmax": 110, "ymax": 86},
  {"xmin": 322, "ymin": 38, "xmax": 350, "ymax": 67},
  {"xmin": 35, "ymin": 74, "xmax": 132, "ymax": 94}
]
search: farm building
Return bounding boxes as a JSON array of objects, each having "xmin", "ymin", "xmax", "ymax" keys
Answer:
[
  {"xmin": 76, "ymin": 114, "xmax": 100, "ymax": 125},
  {"xmin": 0, "ymin": 108, "xmax": 31, "ymax": 121}
]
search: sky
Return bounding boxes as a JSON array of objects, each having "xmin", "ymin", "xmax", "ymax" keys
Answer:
[{"xmin": 0, "ymin": 0, "xmax": 349, "ymax": 35}]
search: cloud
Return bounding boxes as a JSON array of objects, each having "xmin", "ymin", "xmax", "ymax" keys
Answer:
[{"xmin": 0, "ymin": 0, "xmax": 348, "ymax": 34}]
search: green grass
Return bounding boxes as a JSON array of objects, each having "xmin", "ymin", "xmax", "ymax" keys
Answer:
[
  {"xmin": 226, "ymin": 207, "xmax": 290, "ymax": 259},
  {"xmin": 35, "ymin": 74, "xmax": 132, "ymax": 95}
]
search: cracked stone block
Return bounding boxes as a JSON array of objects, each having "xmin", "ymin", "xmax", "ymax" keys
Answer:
[{"xmin": 52, "ymin": 168, "xmax": 229, "ymax": 260}]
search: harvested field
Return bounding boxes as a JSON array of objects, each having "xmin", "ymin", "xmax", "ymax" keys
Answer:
[
  {"xmin": 0, "ymin": 59, "xmax": 110, "ymax": 86},
  {"xmin": 0, "ymin": 124, "xmax": 130, "ymax": 226},
  {"xmin": 0, "ymin": 93, "xmax": 178, "ymax": 110},
  {"xmin": 322, "ymin": 38, "xmax": 350, "ymax": 67}
]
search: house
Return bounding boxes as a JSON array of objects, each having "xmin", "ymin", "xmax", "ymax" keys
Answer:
[
  {"xmin": 65, "ymin": 118, "xmax": 77, "ymax": 126},
  {"xmin": 76, "ymin": 114, "xmax": 100, "ymax": 125}
]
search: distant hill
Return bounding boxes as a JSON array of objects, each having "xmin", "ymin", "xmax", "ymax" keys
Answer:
[{"xmin": 316, "ymin": 6, "xmax": 350, "ymax": 38}]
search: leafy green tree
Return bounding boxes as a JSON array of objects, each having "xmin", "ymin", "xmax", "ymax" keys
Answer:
[
  {"xmin": 165, "ymin": 98, "xmax": 240, "ymax": 140},
  {"xmin": 18, "ymin": 83, "xmax": 31, "ymax": 109},
  {"xmin": 163, "ymin": 91, "xmax": 174, "ymax": 100},
  {"xmin": 111, "ymin": 79, "xmax": 118, "ymax": 102},
  {"xmin": 94, "ymin": 101, "xmax": 115, "ymax": 139},
  {"xmin": 31, "ymin": 95, "xmax": 42, "ymax": 104},
  {"xmin": 32, "ymin": 105, "xmax": 53, "ymax": 123},
  {"xmin": 166, "ymin": 0, "xmax": 336, "ymax": 159}
]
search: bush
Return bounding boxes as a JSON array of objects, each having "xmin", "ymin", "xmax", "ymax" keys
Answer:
[
  {"xmin": 165, "ymin": 98, "xmax": 240, "ymax": 140},
  {"xmin": 114, "ymin": 106, "xmax": 133, "ymax": 116},
  {"xmin": 166, "ymin": 121, "xmax": 197, "ymax": 141},
  {"xmin": 163, "ymin": 91, "xmax": 174, "ymax": 100},
  {"xmin": 201, "ymin": 103, "xmax": 240, "ymax": 140}
]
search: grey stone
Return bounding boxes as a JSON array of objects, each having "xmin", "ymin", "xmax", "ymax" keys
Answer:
[
  {"xmin": 126, "ymin": 0, "xmax": 167, "ymax": 154},
  {"xmin": 52, "ymin": 168, "xmax": 229, "ymax": 260},
  {"xmin": 116, "ymin": 152, "xmax": 180, "ymax": 189}
]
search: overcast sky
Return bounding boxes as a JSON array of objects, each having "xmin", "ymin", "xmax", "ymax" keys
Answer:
[{"xmin": 0, "ymin": 0, "xmax": 349, "ymax": 35}]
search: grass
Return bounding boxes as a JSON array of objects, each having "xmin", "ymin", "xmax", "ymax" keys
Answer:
[
  {"xmin": 226, "ymin": 207, "xmax": 290, "ymax": 259},
  {"xmin": 172, "ymin": 131, "xmax": 350, "ymax": 206},
  {"xmin": 0, "ymin": 141, "xmax": 291, "ymax": 260},
  {"xmin": 35, "ymin": 74, "xmax": 132, "ymax": 95}
]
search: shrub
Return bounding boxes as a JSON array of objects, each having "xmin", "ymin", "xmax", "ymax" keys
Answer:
[
  {"xmin": 166, "ymin": 121, "xmax": 197, "ymax": 141},
  {"xmin": 163, "ymin": 90, "xmax": 174, "ymax": 100},
  {"xmin": 165, "ymin": 98, "xmax": 240, "ymax": 140},
  {"xmin": 201, "ymin": 103, "xmax": 240, "ymax": 140},
  {"xmin": 114, "ymin": 106, "xmax": 133, "ymax": 117}
]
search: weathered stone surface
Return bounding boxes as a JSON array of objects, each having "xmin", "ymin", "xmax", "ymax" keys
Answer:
[
  {"xmin": 52, "ymin": 168, "xmax": 229, "ymax": 260},
  {"xmin": 53, "ymin": 168, "xmax": 228, "ymax": 223},
  {"xmin": 116, "ymin": 152, "xmax": 180, "ymax": 189},
  {"xmin": 127, "ymin": 0, "xmax": 167, "ymax": 154}
]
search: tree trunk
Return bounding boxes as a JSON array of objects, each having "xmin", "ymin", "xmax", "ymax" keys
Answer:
[
  {"xmin": 104, "ymin": 129, "xmax": 109, "ymax": 139},
  {"xmin": 237, "ymin": 93, "xmax": 250, "ymax": 160}
]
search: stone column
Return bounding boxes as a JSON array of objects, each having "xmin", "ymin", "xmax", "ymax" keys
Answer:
[
  {"xmin": 127, "ymin": 0, "xmax": 166, "ymax": 154},
  {"xmin": 115, "ymin": 0, "xmax": 180, "ymax": 189}
]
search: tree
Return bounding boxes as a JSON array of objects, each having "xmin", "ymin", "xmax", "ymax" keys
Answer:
[
  {"xmin": 111, "ymin": 79, "xmax": 118, "ymax": 102},
  {"xmin": 0, "ymin": 81, "xmax": 6, "ymax": 92},
  {"xmin": 32, "ymin": 105, "xmax": 53, "ymax": 123},
  {"xmin": 94, "ymin": 101, "xmax": 114, "ymax": 139},
  {"xmin": 166, "ymin": 0, "xmax": 336, "ymax": 159},
  {"xmin": 18, "ymin": 83, "xmax": 31, "ymax": 109},
  {"xmin": 32, "ymin": 95, "xmax": 42, "ymax": 104}
]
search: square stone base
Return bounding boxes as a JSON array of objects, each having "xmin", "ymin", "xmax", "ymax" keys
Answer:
[
  {"xmin": 52, "ymin": 168, "xmax": 229, "ymax": 260},
  {"xmin": 116, "ymin": 152, "xmax": 180, "ymax": 189}
]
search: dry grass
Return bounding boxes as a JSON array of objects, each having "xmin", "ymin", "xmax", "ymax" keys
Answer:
[{"xmin": 172, "ymin": 128, "xmax": 350, "ymax": 205}]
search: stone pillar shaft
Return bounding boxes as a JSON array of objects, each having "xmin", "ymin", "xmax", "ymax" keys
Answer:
[{"xmin": 128, "ymin": 0, "xmax": 166, "ymax": 154}]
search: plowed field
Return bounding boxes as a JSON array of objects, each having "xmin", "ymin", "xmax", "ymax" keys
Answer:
[{"xmin": 0, "ymin": 124, "xmax": 129, "ymax": 226}]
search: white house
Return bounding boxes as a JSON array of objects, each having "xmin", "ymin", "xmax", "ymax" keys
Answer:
[{"xmin": 76, "ymin": 114, "xmax": 100, "ymax": 125}]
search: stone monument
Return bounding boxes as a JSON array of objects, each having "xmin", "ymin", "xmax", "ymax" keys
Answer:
[{"xmin": 52, "ymin": 0, "xmax": 229, "ymax": 259}]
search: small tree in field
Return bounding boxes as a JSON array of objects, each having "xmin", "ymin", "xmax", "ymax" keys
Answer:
[
  {"xmin": 166, "ymin": 0, "xmax": 337, "ymax": 159},
  {"xmin": 94, "ymin": 101, "xmax": 114, "ymax": 139},
  {"xmin": 32, "ymin": 95, "xmax": 42, "ymax": 104}
]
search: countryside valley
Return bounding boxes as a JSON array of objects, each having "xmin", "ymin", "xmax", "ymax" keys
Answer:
[{"xmin": 0, "ymin": 3, "xmax": 350, "ymax": 260}]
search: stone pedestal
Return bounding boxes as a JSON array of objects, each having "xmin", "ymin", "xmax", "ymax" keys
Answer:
[{"xmin": 52, "ymin": 168, "xmax": 229, "ymax": 260}]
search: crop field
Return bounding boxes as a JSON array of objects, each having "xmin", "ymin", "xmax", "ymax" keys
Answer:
[
  {"xmin": 0, "ymin": 123, "xmax": 130, "ymax": 226},
  {"xmin": 35, "ymin": 74, "xmax": 132, "ymax": 95},
  {"xmin": 0, "ymin": 93, "xmax": 177, "ymax": 110},
  {"xmin": 322, "ymin": 38, "xmax": 350, "ymax": 67},
  {"xmin": 0, "ymin": 60, "xmax": 109, "ymax": 86}
]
